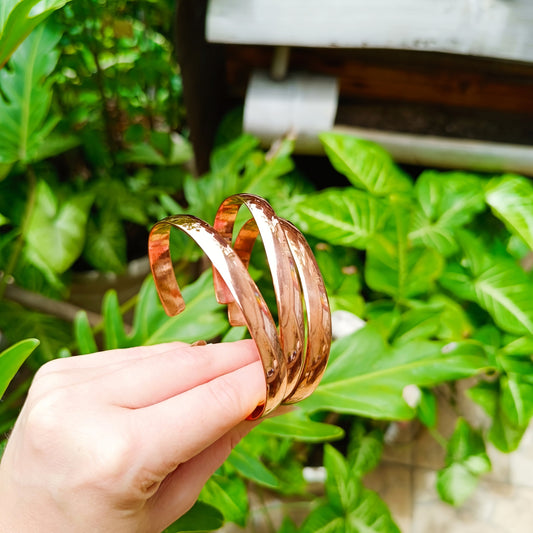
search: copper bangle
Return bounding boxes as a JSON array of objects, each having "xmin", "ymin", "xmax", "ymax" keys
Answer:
[{"xmin": 148, "ymin": 194, "xmax": 331, "ymax": 418}]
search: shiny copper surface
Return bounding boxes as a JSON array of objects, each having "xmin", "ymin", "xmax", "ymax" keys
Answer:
[{"xmin": 148, "ymin": 194, "xmax": 331, "ymax": 418}]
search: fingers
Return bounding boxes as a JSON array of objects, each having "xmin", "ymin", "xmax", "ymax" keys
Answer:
[
  {"xmin": 30, "ymin": 342, "xmax": 192, "ymax": 394},
  {"xmin": 134, "ymin": 359, "xmax": 265, "ymax": 478},
  {"xmin": 99, "ymin": 340, "xmax": 262, "ymax": 408},
  {"xmin": 148, "ymin": 420, "xmax": 259, "ymax": 531}
]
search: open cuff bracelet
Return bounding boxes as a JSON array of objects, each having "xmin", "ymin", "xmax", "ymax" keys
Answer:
[{"xmin": 148, "ymin": 193, "xmax": 331, "ymax": 419}]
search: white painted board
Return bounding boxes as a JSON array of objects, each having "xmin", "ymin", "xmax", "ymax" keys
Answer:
[{"xmin": 206, "ymin": 0, "xmax": 533, "ymax": 63}]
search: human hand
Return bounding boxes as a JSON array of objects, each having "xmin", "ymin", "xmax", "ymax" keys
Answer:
[{"xmin": 0, "ymin": 339, "xmax": 264, "ymax": 532}]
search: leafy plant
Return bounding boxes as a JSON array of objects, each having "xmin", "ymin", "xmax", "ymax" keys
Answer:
[
  {"xmin": 287, "ymin": 132, "xmax": 533, "ymax": 510},
  {"xmin": 299, "ymin": 425, "xmax": 399, "ymax": 533},
  {"xmin": 0, "ymin": 0, "xmax": 72, "ymax": 69},
  {"xmin": 0, "ymin": 338, "xmax": 39, "ymax": 454}
]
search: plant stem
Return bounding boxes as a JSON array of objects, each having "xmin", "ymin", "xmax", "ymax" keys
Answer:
[
  {"xmin": 0, "ymin": 168, "xmax": 37, "ymax": 300},
  {"xmin": 256, "ymin": 486, "xmax": 277, "ymax": 533},
  {"xmin": 429, "ymin": 426, "xmax": 448, "ymax": 449}
]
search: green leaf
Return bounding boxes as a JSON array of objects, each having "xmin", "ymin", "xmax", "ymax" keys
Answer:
[
  {"xmin": 184, "ymin": 134, "xmax": 292, "ymax": 223},
  {"xmin": 323, "ymin": 444, "xmax": 352, "ymax": 511},
  {"xmin": 392, "ymin": 307, "xmax": 442, "ymax": 345},
  {"xmin": 0, "ymin": 23, "xmax": 63, "ymax": 163},
  {"xmin": 163, "ymin": 501, "xmax": 224, "ymax": 532},
  {"xmin": 200, "ymin": 473, "xmax": 248, "ymax": 527},
  {"xmin": 500, "ymin": 375, "xmax": 533, "ymax": 428},
  {"xmin": 227, "ymin": 443, "xmax": 279, "ymax": 489},
  {"xmin": 294, "ymin": 188, "xmax": 388, "ymax": 248},
  {"xmin": 410, "ymin": 170, "xmax": 485, "ymax": 258},
  {"xmin": 418, "ymin": 389, "xmax": 437, "ymax": 428},
  {"xmin": 418, "ymin": 171, "xmax": 485, "ymax": 222},
  {"xmin": 436, "ymin": 463, "xmax": 481, "ymax": 507},
  {"xmin": 302, "ymin": 444, "xmax": 401, "ymax": 533},
  {"xmin": 130, "ymin": 270, "xmax": 228, "ymax": 346},
  {"xmin": 302, "ymin": 326, "xmax": 487, "ymax": 420},
  {"xmin": 347, "ymin": 423, "xmax": 384, "ymax": 476},
  {"xmin": 468, "ymin": 381, "xmax": 527, "ymax": 453},
  {"xmin": 473, "ymin": 260, "xmax": 533, "ymax": 336},
  {"xmin": 73, "ymin": 310, "xmax": 97, "ymax": 355},
  {"xmin": 319, "ymin": 133, "xmax": 412, "ymax": 196},
  {"xmin": 436, "ymin": 418, "xmax": 491, "ymax": 506},
  {"xmin": 486, "ymin": 174, "xmax": 533, "ymax": 250},
  {"xmin": 102, "ymin": 290, "xmax": 129, "ymax": 350},
  {"xmin": 29, "ymin": 132, "xmax": 80, "ymax": 162},
  {"xmin": 278, "ymin": 517, "xmax": 299, "ymax": 533},
  {"xmin": 83, "ymin": 208, "xmax": 126, "ymax": 274},
  {"xmin": 0, "ymin": 0, "xmax": 72, "ymax": 69},
  {"xmin": 0, "ymin": 301, "xmax": 71, "ymax": 366},
  {"xmin": 0, "ymin": 338, "xmax": 39, "ymax": 398},
  {"xmin": 26, "ymin": 180, "xmax": 93, "ymax": 273},
  {"xmin": 365, "ymin": 234, "xmax": 444, "ymax": 300},
  {"xmin": 256, "ymin": 409, "xmax": 344, "ymax": 442},
  {"xmin": 299, "ymin": 504, "xmax": 345, "ymax": 533}
]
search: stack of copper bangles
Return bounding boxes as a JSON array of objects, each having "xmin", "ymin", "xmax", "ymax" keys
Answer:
[{"xmin": 148, "ymin": 193, "xmax": 331, "ymax": 420}]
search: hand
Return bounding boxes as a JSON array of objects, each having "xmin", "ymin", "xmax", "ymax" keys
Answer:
[{"xmin": 0, "ymin": 340, "xmax": 264, "ymax": 532}]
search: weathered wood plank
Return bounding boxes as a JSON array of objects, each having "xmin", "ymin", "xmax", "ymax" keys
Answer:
[
  {"xmin": 207, "ymin": 0, "xmax": 533, "ymax": 63},
  {"xmin": 224, "ymin": 46, "xmax": 533, "ymax": 115}
]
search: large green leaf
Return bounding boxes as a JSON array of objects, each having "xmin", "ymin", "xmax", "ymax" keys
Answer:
[
  {"xmin": 302, "ymin": 326, "xmax": 488, "ymax": 420},
  {"xmin": 255, "ymin": 409, "xmax": 344, "ymax": 442},
  {"xmin": 436, "ymin": 418, "xmax": 491, "ymax": 506},
  {"xmin": 83, "ymin": 207, "xmax": 127, "ymax": 273},
  {"xmin": 415, "ymin": 170, "xmax": 486, "ymax": 227},
  {"xmin": 440, "ymin": 232, "xmax": 533, "ymax": 336},
  {"xmin": 25, "ymin": 180, "xmax": 93, "ymax": 274},
  {"xmin": 485, "ymin": 174, "xmax": 533, "ymax": 250},
  {"xmin": 0, "ymin": 338, "xmax": 39, "ymax": 398},
  {"xmin": 294, "ymin": 188, "xmax": 388, "ymax": 248},
  {"xmin": 0, "ymin": 23, "xmax": 69, "ymax": 165},
  {"xmin": 410, "ymin": 171, "xmax": 485, "ymax": 257},
  {"xmin": 365, "ymin": 198, "xmax": 444, "ymax": 300},
  {"xmin": 366, "ymin": 234, "xmax": 444, "ymax": 299},
  {"xmin": 473, "ymin": 261, "xmax": 533, "ymax": 336},
  {"xmin": 319, "ymin": 132, "xmax": 412, "ymax": 196},
  {"xmin": 0, "ymin": 0, "xmax": 71, "ymax": 68},
  {"xmin": 130, "ymin": 270, "xmax": 229, "ymax": 346}
]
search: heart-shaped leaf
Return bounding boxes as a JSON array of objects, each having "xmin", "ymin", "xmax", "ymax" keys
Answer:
[
  {"xmin": 436, "ymin": 418, "xmax": 491, "ymax": 506},
  {"xmin": 320, "ymin": 132, "xmax": 412, "ymax": 196},
  {"xmin": 485, "ymin": 174, "xmax": 533, "ymax": 250},
  {"xmin": 26, "ymin": 179, "xmax": 93, "ymax": 274},
  {"xmin": 294, "ymin": 188, "xmax": 388, "ymax": 248}
]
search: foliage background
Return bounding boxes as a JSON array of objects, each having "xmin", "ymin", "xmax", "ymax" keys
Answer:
[{"xmin": 2, "ymin": 1, "xmax": 533, "ymax": 532}]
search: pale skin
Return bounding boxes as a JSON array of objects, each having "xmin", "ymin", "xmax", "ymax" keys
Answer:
[{"xmin": 0, "ymin": 339, "xmax": 265, "ymax": 532}]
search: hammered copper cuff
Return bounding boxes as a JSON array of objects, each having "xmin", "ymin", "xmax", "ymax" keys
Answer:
[{"xmin": 148, "ymin": 194, "xmax": 331, "ymax": 419}]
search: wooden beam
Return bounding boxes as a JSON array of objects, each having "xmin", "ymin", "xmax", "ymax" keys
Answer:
[{"xmin": 224, "ymin": 46, "xmax": 533, "ymax": 116}]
